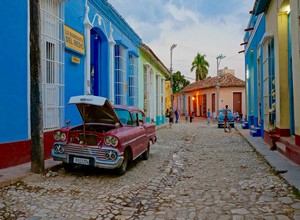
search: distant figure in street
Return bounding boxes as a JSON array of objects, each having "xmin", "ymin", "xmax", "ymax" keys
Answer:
[
  {"xmin": 190, "ymin": 111, "xmax": 194, "ymax": 123},
  {"xmin": 207, "ymin": 108, "xmax": 211, "ymax": 126},
  {"xmin": 165, "ymin": 108, "xmax": 169, "ymax": 124},
  {"xmin": 212, "ymin": 111, "xmax": 217, "ymax": 124},
  {"xmin": 224, "ymin": 105, "xmax": 230, "ymax": 132},
  {"xmin": 184, "ymin": 110, "xmax": 188, "ymax": 122},
  {"xmin": 169, "ymin": 108, "xmax": 174, "ymax": 128},
  {"xmin": 174, "ymin": 108, "xmax": 179, "ymax": 123}
]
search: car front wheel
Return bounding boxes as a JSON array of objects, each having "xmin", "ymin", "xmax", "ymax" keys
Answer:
[
  {"xmin": 116, "ymin": 149, "xmax": 129, "ymax": 175},
  {"xmin": 141, "ymin": 143, "xmax": 150, "ymax": 160}
]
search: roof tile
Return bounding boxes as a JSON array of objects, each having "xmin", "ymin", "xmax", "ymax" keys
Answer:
[{"xmin": 179, "ymin": 73, "xmax": 245, "ymax": 93}]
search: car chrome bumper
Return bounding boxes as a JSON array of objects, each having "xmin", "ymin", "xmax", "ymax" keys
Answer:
[
  {"xmin": 51, "ymin": 143, "xmax": 124, "ymax": 169},
  {"xmin": 218, "ymin": 121, "xmax": 234, "ymax": 126}
]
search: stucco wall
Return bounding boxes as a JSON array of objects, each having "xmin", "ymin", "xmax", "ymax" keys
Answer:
[
  {"xmin": 0, "ymin": 1, "xmax": 29, "ymax": 142},
  {"xmin": 176, "ymin": 86, "xmax": 245, "ymax": 118},
  {"xmin": 290, "ymin": 0, "xmax": 300, "ymax": 136}
]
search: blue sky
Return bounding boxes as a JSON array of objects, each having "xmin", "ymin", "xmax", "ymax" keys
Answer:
[{"xmin": 108, "ymin": 0, "xmax": 254, "ymax": 81}]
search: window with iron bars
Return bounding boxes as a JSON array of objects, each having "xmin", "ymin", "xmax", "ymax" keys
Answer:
[
  {"xmin": 115, "ymin": 45, "xmax": 126, "ymax": 105},
  {"xmin": 129, "ymin": 54, "xmax": 138, "ymax": 106},
  {"xmin": 41, "ymin": 0, "xmax": 65, "ymax": 131},
  {"xmin": 263, "ymin": 37, "xmax": 276, "ymax": 131}
]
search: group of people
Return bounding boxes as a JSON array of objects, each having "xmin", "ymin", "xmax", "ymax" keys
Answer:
[
  {"xmin": 165, "ymin": 105, "xmax": 231, "ymax": 133},
  {"xmin": 165, "ymin": 108, "xmax": 195, "ymax": 128},
  {"xmin": 165, "ymin": 108, "xmax": 181, "ymax": 128}
]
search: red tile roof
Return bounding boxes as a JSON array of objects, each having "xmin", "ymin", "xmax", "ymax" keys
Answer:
[{"xmin": 179, "ymin": 73, "xmax": 245, "ymax": 93}]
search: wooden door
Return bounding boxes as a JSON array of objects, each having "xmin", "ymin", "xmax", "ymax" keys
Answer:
[
  {"xmin": 193, "ymin": 96, "xmax": 197, "ymax": 116},
  {"xmin": 212, "ymin": 93, "xmax": 215, "ymax": 113},
  {"xmin": 233, "ymin": 92, "xmax": 242, "ymax": 115}
]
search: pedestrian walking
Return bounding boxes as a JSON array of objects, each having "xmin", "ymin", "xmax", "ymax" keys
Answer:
[
  {"xmin": 190, "ymin": 111, "xmax": 194, "ymax": 123},
  {"xmin": 207, "ymin": 108, "xmax": 211, "ymax": 126},
  {"xmin": 212, "ymin": 111, "xmax": 217, "ymax": 124},
  {"xmin": 224, "ymin": 105, "xmax": 230, "ymax": 132},
  {"xmin": 184, "ymin": 110, "xmax": 188, "ymax": 123},
  {"xmin": 174, "ymin": 109, "xmax": 179, "ymax": 123},
  {"xmin": 169, "ymin": 108, "xmax": 174, "ymax": 128}
]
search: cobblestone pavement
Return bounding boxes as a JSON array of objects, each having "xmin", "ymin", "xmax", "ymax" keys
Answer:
[{"xmin": 1, "ymin": 120, "xmax": 300, "ymax": 220}]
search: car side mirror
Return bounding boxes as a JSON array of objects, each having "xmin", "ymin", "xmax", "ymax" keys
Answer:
[{"xmin": 66, "ymin": 120, "xmax": 70, "ymax": 127}]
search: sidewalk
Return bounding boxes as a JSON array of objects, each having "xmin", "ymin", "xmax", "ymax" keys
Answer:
[
  {"xmin": 0, "ymin": 159, "xmax": 62, "ymax": 187},
  {"xmin": 0, "ymin": 124, "xmax": 167, "ymax": 188},
  {"xmin": 1, "ymin": 123, "xmax": 300, "ymax": 192},
  {"xmin": 236, "ymin": 125, "xmax": 300, "ymax": 191}
]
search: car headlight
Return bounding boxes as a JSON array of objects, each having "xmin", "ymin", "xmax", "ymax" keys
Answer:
[
  {"xmin": 54, "ymin": 131, "xmax": 61, "ymax": 141},
  {"xmin": 110, "ymin": 137, "xmax": 118, "ymax": 147},
  {"xmin": 104, "ymin": 136, "xmax": 111, "ymax": 146},
  {"xmin": 104, "ymin": 136, "xmax": 118, "ymax": 147},
  {"xmin": 60, "ymin": 132, "xmax": 66, "ymax": 141},
  {"xmin": 53, "ymin": 131, "xmax": 66, "ymax": 141}
]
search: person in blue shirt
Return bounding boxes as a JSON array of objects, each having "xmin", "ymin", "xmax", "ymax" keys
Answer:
[
  {"xmin": 174, "ymin": 108, "xmax": 179, "ymax": 123},
  {"xmin": 207, "ymin": 108, "xmax": 211, "ymax": 126}
]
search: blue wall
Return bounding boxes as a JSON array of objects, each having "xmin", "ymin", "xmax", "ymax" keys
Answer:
[
  {"xmin": 0, "ymin": 1, "xmax": 29, "ymax": 142},
  {"xmin": 63, "ymin": 0, "xmax": 141, "ymax": 126},
  {"xmin": 244, "ymin": 15, "xmax": 265, "ymax": 129},
  {"xmin": 0, "ymin": 0, "xmax": 143, "ymax": 141},
  {"xmin": 64, "ymin": 0, "xmax": 86, "ymax": 126}
]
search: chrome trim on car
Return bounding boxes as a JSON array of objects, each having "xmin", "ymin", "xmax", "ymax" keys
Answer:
[
  {"xmin": 51, "ymin": 143, "xmax": 124, "ymax": 169},
  {"xmin": 121, "ymin": 133, "xmax": 147, "ymax": 147},
  {"xmin": 146, "ymin": 132, "xmax": 155, "ymax": 138}
]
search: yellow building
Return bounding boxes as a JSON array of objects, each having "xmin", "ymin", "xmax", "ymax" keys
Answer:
[
  {"xmin": 254, "ymin": 0, "xmax": 300, "ymax": 162},
  {"xmin": 165, "ymin": 80, "xmax": 172, "ymax": 112}
]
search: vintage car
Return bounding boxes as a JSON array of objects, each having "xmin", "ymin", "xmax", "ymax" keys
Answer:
[
  {"xmin": 51, "ymin": 95, "xmax": 157, "ymax": 175},
  {"xmin": 217, "ymin": 109, "xmax": 235, "ymax": 128}
]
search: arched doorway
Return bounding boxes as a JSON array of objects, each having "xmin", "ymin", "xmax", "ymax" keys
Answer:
[{"xmin": 90, "ymin": 27, "xmax": 109, "ymax": 97}]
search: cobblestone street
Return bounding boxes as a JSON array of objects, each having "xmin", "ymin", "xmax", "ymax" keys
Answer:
[{"xmin": 1, "ymin": 120, "xmax": 300, "ymax": 220}]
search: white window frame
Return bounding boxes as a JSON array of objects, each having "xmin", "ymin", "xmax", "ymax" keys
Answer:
[
  {"xmin": 41, "ymin": 0, "xmax": 65, "ymax": 131},
  {"xmin": 129, "ymin": 54, "xmax": 138, "ymax": 106},
  {"xmin": 263, "ymin": 37, "xmax": 276, "ymax": 130},
  {"xmin": 115, "ymin": 44, "xmax": 126, "ymax": 105}
]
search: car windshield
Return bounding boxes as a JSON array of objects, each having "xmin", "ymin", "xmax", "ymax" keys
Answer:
[{"xmin": 114, "ymin": 108, "xmax": 133, "ymax": 125}]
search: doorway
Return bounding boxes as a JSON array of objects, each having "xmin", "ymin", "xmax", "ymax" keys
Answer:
[{"xmin": 233, "ymin": 92, "xmax": 242, "ymax": 115}]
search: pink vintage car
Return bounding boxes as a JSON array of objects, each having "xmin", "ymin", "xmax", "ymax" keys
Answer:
[{"xmin": 51, "ymin": 95, "xmax": 157, "ymax": 175}]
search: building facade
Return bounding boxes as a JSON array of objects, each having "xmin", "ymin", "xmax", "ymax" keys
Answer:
[
  {"xmin": 174, "ymin": 73, "xmax": 245, "ymax": 119},
  {"xmin": 243, "ymin": 11, "xmax": 266, "ymax": 136},
  {"xmin": 0, "ymin": 0, "xmax": 168, "ymax": 169},
  {"xmin": 138, "ymin": 43, "xmax": 170, "ymax": 125},
  {"xmin": 243, "ymin": 0, "xmax": 300, "ymax": 164}
]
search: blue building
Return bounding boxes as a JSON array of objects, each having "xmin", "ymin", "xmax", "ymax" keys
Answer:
[
  {"xmin": 0, "ymin": 0, "xmax": 142, "ymax": 168},
  {"xmin": 242, "ymin": 10, "xmax": 266, "ymax": 137}
]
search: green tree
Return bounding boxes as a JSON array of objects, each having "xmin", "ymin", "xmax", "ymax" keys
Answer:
[
  {"xmin": 191, "ymin": 53, "xmax": 209, "ymax": 81},
  {"xmin": 168, "ymin": 71, "xmax": 190, "ymax": 93}
]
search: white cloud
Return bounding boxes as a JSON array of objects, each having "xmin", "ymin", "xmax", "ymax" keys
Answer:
[{"xmin": 109, "ymin": 0, "xmax": 253, "ymax": 81}]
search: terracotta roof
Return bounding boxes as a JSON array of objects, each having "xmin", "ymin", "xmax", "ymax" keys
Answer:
[{"xmin": 178, "ymin": 73, "xmax": 245, "ymax": 94}]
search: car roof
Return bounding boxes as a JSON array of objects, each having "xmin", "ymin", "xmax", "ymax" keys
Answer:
[{"xmin": 113, "ymin": 105, "xmax": 143, "ymax": 112}]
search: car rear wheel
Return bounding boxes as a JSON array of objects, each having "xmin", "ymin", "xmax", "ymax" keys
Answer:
[
  {"xmin": 141, "ymin": 143, "xmax": 150, "ymax": 160},
  {"xmin": 116, "ymin": 149, "xmax": 129, "ymax": 175}
]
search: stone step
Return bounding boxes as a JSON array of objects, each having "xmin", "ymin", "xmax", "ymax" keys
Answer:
[
  {"xmin": 275, "ymin": 141, "xmax": 300, "ymax": 165},
  {"xmin": 276, "ymin": 142, "xmax": 286, "ymax": 154},
  {"xmin": 242, "ymin": 122, "xmax": 249, "ymax": 129},
  {"xmin": 250, "ymin": 130, "xmax": 261, "ymax": 137}
]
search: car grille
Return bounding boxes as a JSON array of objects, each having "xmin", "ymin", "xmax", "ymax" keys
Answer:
[{"xmin": 64, "ymin": 145, "xmax": 106, "ymax": 160}]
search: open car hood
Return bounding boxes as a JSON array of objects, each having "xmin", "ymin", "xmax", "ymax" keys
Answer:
[{"xmin": 69, "ymin": 95, "xmax": 121, "ymax": 126}]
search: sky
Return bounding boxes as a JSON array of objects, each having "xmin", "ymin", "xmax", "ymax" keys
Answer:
[{"xmin": 108, "ymin": 0, "xmax": 254, "ymax": 82}]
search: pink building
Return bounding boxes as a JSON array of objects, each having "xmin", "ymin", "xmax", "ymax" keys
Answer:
[{"xmin": 174, "ymin": 73, "xmax": 245, "ymax": 118}]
